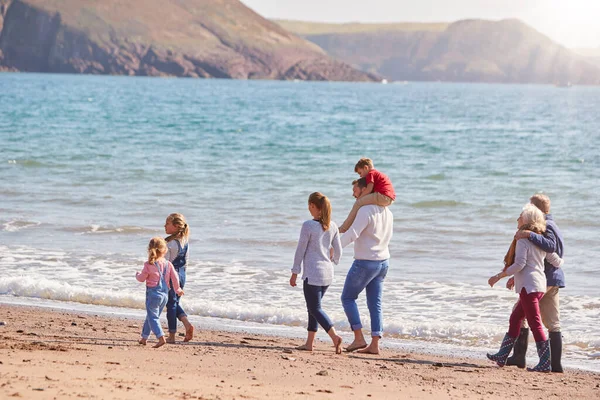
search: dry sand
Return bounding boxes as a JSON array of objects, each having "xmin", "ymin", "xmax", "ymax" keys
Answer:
[{"xmin": 0, "ymin": 304, "xmax": 598, "ymax": 399}]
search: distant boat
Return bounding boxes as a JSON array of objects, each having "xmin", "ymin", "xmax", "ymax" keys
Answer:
[{"xmin": 381, "ymin": 79, "xmax": 388, "ymax": 84}]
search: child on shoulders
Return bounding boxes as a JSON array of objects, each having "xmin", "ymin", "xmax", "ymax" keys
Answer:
[{"xmin": 339, "ymin": 158, "xmax": 395, "ymax": 233}]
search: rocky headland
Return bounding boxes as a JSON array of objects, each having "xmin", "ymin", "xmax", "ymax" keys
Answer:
[
  {"xmin": 0, "ymin": 0, "xmax": 377, "ymax": 81},
  {"xmin": 278, "ymin": 19, "xmax": 600, "ymax": 85}
]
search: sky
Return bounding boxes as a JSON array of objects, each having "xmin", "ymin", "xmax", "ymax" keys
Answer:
[{"xmin": 241, "ymin": 0, "xmax": 600, "ymax": 49}]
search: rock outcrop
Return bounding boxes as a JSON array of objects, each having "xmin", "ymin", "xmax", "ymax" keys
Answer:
[
  {"xmin": 279, "ymin": 18, "xmax": 600, "ymax": 85},
  {"xmin": 0, "ymin": 0, "xmax": 377, "ymax": 81}
]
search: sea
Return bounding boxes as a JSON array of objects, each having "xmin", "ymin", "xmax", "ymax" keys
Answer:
[{"xmin": 1, "ymin": 73, "xmax": 599, "ymax": 371}]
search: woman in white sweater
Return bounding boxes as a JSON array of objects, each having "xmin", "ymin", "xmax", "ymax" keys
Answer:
[
  {"xmin": 290, "ymin": 192, "xmax": 343, "ymax": 354},
  {"xmin": 487, "ymin": 203, "xmax": 563, "ymax": 373}
]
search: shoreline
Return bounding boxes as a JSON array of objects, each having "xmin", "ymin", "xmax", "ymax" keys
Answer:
[{"xmin": 1, "ymin": 304, "xmax": 599, "ymax": 399}]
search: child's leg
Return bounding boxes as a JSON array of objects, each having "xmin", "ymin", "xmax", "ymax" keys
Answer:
[
  {"xmin": 326, "ymin": 326, "xmax": 343, "ymax": 354},
  {"xmin": 339, "ymin": 193, "xmax": 379, "ymax": 232},
  {"xmin": 151, "ymin": 295, "xmax": 168, "ymax": 348},
  {"xmin": 139, "ymin": 317, "xmax": 151, "ymax": 344},
  {"xmin": 166, "ymin": 289, "xmax": 178, "ymax": 342},
  {"xmin": 175, "ymin": 268, "xmax": 194, "ymax": 341},
  {"xmin": 147, "ymin": 294, "xmax": 165, "ymax": 341},
  {"xmin": 297, "ymin": 280, "xmax": 323, "ymax": 351},
  {"xmin": 140, "ymin": 294, "xmax": 153, "ymax": 344},
  {"xmin": 372, "ymin": 192, "xmax": 394, "ymax": 207}
]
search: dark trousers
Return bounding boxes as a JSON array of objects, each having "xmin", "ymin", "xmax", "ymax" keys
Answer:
[
  {"xmin": 303, "ymin": 279, "xmax": 333, "ymax": 332},
  {"xmin": 166, "ymin": 267, "xmax": 187, "ymax": 333}
]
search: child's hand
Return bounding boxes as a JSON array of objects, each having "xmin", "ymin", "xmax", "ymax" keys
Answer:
[
  {"xmin": 290, "ymin": 273, "xmax": 297, "ymax": 287},
  {"xmin": 177, "ymin": 288, "xmax": 184, "ymax": 296},
  {"xmin": 506, "ymin": 277, "xmax": 515, "ymax": 290}
]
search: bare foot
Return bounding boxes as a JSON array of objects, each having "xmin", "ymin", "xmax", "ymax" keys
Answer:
[
  {"xmin": 295, "ymin": 344, "xmax": 313, "ymax": 351},
  {"xmin": 345, "ymin": 341, "xmax": 368, "ymax": 353},
  {"xmin": 357, "ymin": 344, "xmax": 379, "ymax": 355},
  {"xmin": 153, "ymin": 337, "xmax": 166, "ymax": 348},
  {"xmin": 184, "ymin": 325, "xmax": 194, "ymax": 342},
  {"xmin": 333, "ymin": 335, "xmax": 343, "ymax": 354},
  {"xmin": 166, "ymin": 335, "xmax": 176, "ymax": 344},
  {"xmin": 138, "ymin": 338, "xmax": 147, "ymax": 345}
]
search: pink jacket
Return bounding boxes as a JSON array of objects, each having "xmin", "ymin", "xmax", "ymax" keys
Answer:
[{"xmin": 136, "ymin": 259, "xmax": 181, "ymax": 293}]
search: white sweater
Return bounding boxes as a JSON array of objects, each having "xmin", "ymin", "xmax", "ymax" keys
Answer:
[
  {"xmin": 505, "ymin": 239, "xmax": 561, "ymax": 294},
  {"xmin": 291, "ymin": 220, "xmax": 342, "ymax": 286},
  {"xmin": 341, "ymin": 205, "xmax": 393, "ymax": 261}
]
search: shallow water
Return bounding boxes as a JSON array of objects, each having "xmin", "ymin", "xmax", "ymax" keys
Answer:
[{"xmin": 1, "ymin": 73, "xmax": 599, "ymax": 370}]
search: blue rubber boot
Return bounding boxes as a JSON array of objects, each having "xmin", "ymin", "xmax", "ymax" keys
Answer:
[
  {"xmin": 527, "ymin": 340, "xmax": 551, "ymax": 372},
  {"xmin": 487, "ymin": 333, "xmax": 517, "ymax": 367}
]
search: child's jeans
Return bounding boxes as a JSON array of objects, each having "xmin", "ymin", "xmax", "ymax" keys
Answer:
[
  {"xmin": 303, "ymin": 279, "xmax": 333, "ymax": 332},
  {"xmin": 141, "ymin": 287, "xmax": 168, "ymax": 339},
  {"xmin": 166, "ymin": 267, "xmax": 187, "ymax": 333},
  {"xmin": 340, "ymin": 192, "xmax": 393, "ymax": 232}
]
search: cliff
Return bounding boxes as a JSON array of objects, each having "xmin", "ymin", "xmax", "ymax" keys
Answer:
[
  {"xmin": 278, "ymin": 19, "xmax": 600, "ymax": 85},
  {"xmin": 0, "ymin": 0, "xmax": 377, "ymax": 81}
]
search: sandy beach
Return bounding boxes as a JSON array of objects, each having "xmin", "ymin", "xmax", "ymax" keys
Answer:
[{"xmin": 0, "ymin": 304, "xmax": 598, "ymax": 399}]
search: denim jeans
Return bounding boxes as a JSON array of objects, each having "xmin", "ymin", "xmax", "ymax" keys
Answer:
[
  {"xmin": 341, "ymin": 259, "xmax": 389, "ymax": 337},
  {"xmin": 303, "ymin": 279, "xmax": 333, "ymax": 332},
  {"xmin": 141, "ymin": 287, "xmax": 168, "ymax": 339},
  {"xmin": 166, "ymin": 267, "xmax": 187, "ymax": 333}
]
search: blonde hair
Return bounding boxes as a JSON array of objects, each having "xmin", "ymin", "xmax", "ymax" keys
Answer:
[
  {"xmin": 165, "ymin": 213, "xmax": 190, "ymax": 243},
  {"xmin": 520, "ymin": 203, "xmax": 546, "ymax": 234},
  {"xmin": 354, "ymin": 158, "xmax": 374, "ymax": 172},
  {"xmin": 530, "ymin": 194, "xmax": 551, "ymax": 214},
  {"xmin": 308, "ymin": 192, "xmax": 331, "ymax": 231},
  {"xmin": 148, "ymin": 237, "xmax": 168, "ymax": 264}
]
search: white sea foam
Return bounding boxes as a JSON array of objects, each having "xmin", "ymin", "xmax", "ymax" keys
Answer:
[{"xmin": 2, "ymin": 219, "xmax": 41, "ymax": 232}]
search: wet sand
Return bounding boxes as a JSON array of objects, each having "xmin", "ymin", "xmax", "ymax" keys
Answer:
[{"xmin": 0, "ymin": 304, "xmax": 598, "ymax": 399}]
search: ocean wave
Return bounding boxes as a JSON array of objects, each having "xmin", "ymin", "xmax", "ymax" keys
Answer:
[
  {"xmin": 425, "ymin": 173, "xmax": 446, "ymax": 181},
  {"xmin": 1, "ymin": 275, "xmax": 599, "ymax": 352},
  {"xmin": 6, "ymin": 159, "xmax": 56, "ymax": 168},
  {"xmin": 2, "ymin": 219, "xmax": 41, "ymax": 232},
  {"xmin": 65, "ymin": 225, "xmax": 157, "ymax": 235},
  {"xmin": 410, "ymin": 200, "xmax": 467, "ymax": 208}
]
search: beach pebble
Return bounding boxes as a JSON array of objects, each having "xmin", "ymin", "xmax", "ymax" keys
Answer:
[
  {"xmin": 316, "ymin": 370, "xmax": 328, "ymax": 376},
  {"xmin": 0, "ymin": 321, "xmax": 6, "ymax": 326}
]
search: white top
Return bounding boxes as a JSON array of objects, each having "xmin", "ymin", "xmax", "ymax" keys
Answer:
[
  {"xmin": 291, "ymin": 220, "xmax": 342, "ymax": 286},
  {"xmin": 341, "ymin": 205, "xmax": 393, "ymax": 261},
  {"xmin": 505, "ymin": 239, "xmax": 562, "ymax": 294},
  {"xmin": 165, "ymin": 238, "xmax": 188, "ymax": 264}
]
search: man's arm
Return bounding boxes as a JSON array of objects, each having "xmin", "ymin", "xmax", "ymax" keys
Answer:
[
  {"xmin": 514, "ymin": 227, "xmax": 556, "ymax": 253},
  {"xmin": 530, "ymin": 227, "xmax": 557, "ymax": 253},
  {"xmin": 341, "ymin": 208, "xmax": 369, "ymax": 248}
]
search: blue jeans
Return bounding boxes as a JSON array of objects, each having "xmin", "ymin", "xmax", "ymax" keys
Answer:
[
  {"xmin": 142, "ymin": 288, "xmax": 168, "ymax": 339},
  {"xmin": 341, "ymin": 259, "xmax": 389, "ymax": 337},
  {"xmin": 166, "ymin": 267, "xmax": 187, "ymax": 333},
  {"xmin": 303, "ymin": 279, "xmax": 333, "ymax": 332}
]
